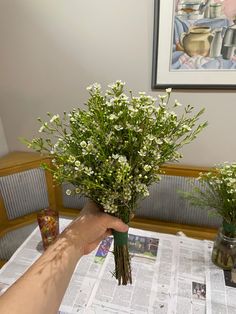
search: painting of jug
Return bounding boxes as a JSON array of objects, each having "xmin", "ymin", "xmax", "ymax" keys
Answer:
[{"xmin": 179, "ymin": 26, "xmax": 214, "ymax": 57}]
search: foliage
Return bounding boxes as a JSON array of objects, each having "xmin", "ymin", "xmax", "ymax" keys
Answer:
[{"xmin": 24, "ymin": 81, "xmax": 207, "ymax": 223}]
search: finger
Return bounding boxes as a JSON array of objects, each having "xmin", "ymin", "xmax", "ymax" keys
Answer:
[
  {"xmin": 105, "ymin": 216, "xmax": 129, "ymax": 233},
  {"xmin": 84, "ymin": 242, "xmax": 99, "ymax": 255},
  {"xmin": 84, "ymin": 231, "xmax": 111, "ymax": 254},
  {"xmin": 99, "ymin": 232, "xmax": 110, "ymax": 242},
  {"xmin": 89, "ymin": 230, "xmax": 111, "ymax": 248},
  {"xmin": 104, "ymin": 229, "xmax": 112, "ymax": 237}
]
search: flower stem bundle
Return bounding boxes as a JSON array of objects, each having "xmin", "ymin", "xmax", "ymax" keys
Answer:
[
  {"xmin": 24, "ymin": 81, "xmax": 207, "ymax": 285},
  {"xmin": 113, "ymin": 230, "xmax": 132, "ymax": 285}
]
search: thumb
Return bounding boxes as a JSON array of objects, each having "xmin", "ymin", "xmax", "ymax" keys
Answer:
[{"xmin": 105, "ymin": 215, "xmax": 129, "ymax": 233}]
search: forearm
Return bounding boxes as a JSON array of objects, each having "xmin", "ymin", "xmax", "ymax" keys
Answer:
[
  {"xmin": 0, "ymin": 202, "xmax": 128, "ymax": 314},
  {"xmin": 0, "ymin": 228, "xmax": 83, "ymax": 314}
]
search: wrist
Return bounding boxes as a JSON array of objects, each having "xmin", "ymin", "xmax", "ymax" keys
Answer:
[{"xmin": 58, "ymin": 222, "xmax": 85, "ymax": 260}]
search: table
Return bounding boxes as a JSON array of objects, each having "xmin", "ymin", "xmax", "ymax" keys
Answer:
[{"xmin": 0, "ymin": 218, "xmax": 235, "ymax": 314}]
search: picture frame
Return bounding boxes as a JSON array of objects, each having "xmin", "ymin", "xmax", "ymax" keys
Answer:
[{"xmin": 152, "ymin": 0, "xmax": 236, "ymax": 90}]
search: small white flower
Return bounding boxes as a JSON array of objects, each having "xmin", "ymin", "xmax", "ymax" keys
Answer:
[
  {"xmin": 138, "ymin": 150, "xmax": 146, "ymax": 157},
  {"xmin": 116, "ymin": 80, "xmax": 125, "ymax": 84},
  {"xmin": 133, "ymin": 126, "xmax": 142, "ymax": 132},
  {"xmin": 144, "ymin": 165, "xmax": 151, "ymax": 172},
  {"xmin": 93, "ymin": 83, "xmax": 101, "ymax": 90},
  {"xmin": 118, "ymin": 156, "xmax": 127, "ymax": 164},
  {"xmin": 86, "ymin": 83, "xmax": 101, "ymax": 91},
  {"xmin": 182, "ymin": 125, "xmax": 192, "ymax": 131},
  {"xmin": 158, "ymin": 95, "xmax": 167, "ymax": 100},
  {"xmin": 120, "ymin": 94, "xmax": 129, "ymax": 101},
  {"xmin": 126, "ymin": 123, "xmax": 132, "ymax": 130},
  {"xmin": 164, "ymin": 138, "xmax": 173, "ymax": 144},
  {"xmin": 39, "ymin": 125, "xmax": 45, "ymax": 133},
  {"xmin": 170, "ymin": 111, "xmax": 177, "ymax": 117},
  {"xmin": 75, "ymin": 160, "xmax": 81, "ymax": 167},
  {"xmin": 66, "ymin": 189, "xmax": 72, "ymax": 196},
  {"xmin": 174, "ymin": 100, "xmax": 182, "ymax": 107},
  {"xmin": 50, "ymin": 114, "xmax": 60, "ymax": 123},
  {"xmin": 86, "ymin": 85, "xmax": 93, "ymax": 91},
  {"xmin": 114, "ymin": 125, "xmax": 123, "ymax": 131},
  {"xmin": 155, "ymin": 139, "xmax": 163, "ymax": 145},
  {"xmin": 82, "ymin": 149, "xmax": 88, "ymax": 156},
  {"xmin": 86, "ymin": 142, "xmax": 94, "ymax": 151},
  {"xmin": 84, "ymin": 167, "xmax": 94, "ymax": 176},
  {"xmin": 147, "ymin": 135, "xmax": 155, "ymax": 141},
  {"xmin": 108, "ymin": 83, "xmax": 116, "ymax": 89},
  {"xmin": 112, "ymin": 154, "xmax": 119, "ymax": 159},
  {"xmin": 68, "ymin": 155, "xmax": 76, "ymax": 163},
  {"xmin": 165, "ymin": 88, "xmax": 172, "ymax": 93},
  {"xmin": 128, "ymin": 106, "xmax": 138, "ymax": 113},
  {"xmin": 148, "ymin": 107, "xmax": 154, "ymax": 114},
  {"xmin": 108, "ymin": 81, "xmax": 125, "ymax": 89},
  {"xmin": 80, "ymin": 141, "xmax": 87, "ymax": 148},
  {"xmin": 109, "ymin": 114, "xmax": 117, "ymax": 120}
]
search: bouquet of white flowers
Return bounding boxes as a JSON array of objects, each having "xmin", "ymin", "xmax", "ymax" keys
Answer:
[
  {"xmin": 182, "ymin": 163, "xmax": 236, "ymax": 236},
  {"xmin": 182, "ymin": 163, "xmax": 236, "ymax": 269},
  {"xmin": 25, "ymin": 81, "xmax": 207, "ymax": 285}
]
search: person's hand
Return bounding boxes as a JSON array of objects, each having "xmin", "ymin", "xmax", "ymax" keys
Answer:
[{"xmin": 62, "ymin": 201, "xmax": 129, "ymax": 255}]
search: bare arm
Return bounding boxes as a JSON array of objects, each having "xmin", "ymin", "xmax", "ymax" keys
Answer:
[{"xmin": 0, "ymin": 201, "xmax": 128, "ymax": 314}]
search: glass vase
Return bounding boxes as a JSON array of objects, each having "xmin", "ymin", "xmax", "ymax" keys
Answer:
[
  {"xmin": 211, "ymin": 228, "xmax": 236, "ymax": 270},
  {"xmin": 37, "ymin": 208, "xmax": 59, "ymax": 250}
]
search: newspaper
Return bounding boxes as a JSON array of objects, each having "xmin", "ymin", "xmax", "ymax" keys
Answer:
[
  {"xmin": 0, "ymin": 218, "xmax": 214, "ymax": 313},
  {"xmin": 205, "ymin": 241, "xmax": 236, "ymax": 314}
]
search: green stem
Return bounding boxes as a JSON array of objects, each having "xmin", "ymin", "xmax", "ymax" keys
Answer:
[
  {"xmin": 113, "ymin": 230, "xmax": 128, "ymax": 246},
  {"xmin": 222, "ymin": 221, "xmax": 236, "ymax": 237}
]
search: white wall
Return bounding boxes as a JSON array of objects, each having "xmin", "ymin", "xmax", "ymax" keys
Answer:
[
  {"xmin": 0, "ymin": 116, "xmax": 9, "ymax": 157},
  {"xmin": 0, "ymin": 0, "xmax": 235, "ymax": 166}
]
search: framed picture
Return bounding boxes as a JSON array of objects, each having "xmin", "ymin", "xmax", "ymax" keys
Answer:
[{"xmin": 152, "ymin": 0, "xmax": 236, "ymax": 90}]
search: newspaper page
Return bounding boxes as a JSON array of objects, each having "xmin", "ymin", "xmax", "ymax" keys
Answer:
[
  {"xmin": 173, "ymin": 236, "xmax": 207, "ymax": 314},
  {"xmin": 205, "ymin": 241, "xmax": 236, "ymax": 314},
  {"xmin": 0, "ymin": 219, "xmax": 209, "ymax": 314}
]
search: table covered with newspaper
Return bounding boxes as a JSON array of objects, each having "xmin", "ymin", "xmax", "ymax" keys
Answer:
[{"xmin": 0, "ymin": 218, "xmax": 235, "ymax": 313}]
